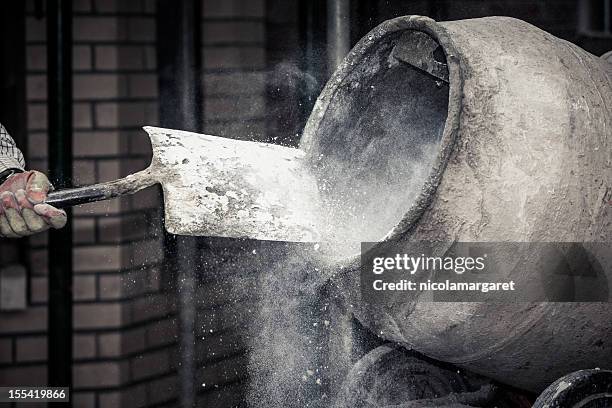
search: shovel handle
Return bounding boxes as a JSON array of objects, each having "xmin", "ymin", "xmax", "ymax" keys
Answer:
[{"xmin": 45, "ymin": 170, "xmax": 156, "ymax": 209}]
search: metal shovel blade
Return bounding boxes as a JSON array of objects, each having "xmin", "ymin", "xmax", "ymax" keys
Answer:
[{"xmin": 144, "ymin": 127, "xmax": 322, "ymax": 242}]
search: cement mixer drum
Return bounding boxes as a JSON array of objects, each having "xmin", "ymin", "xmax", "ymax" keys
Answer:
[{"xmin": 301, "ymin": 16, "xmax": 612, "ymax": 392}]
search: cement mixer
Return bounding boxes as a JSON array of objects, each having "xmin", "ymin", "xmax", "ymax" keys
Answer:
[{"xmin": 299, "ymin": 16, "xmax": 612, "ymax": 394}]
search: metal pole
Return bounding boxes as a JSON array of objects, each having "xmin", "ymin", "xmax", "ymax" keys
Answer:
[
  {"xmin": 323, "ymin": 0, "xmax": 356, "ymax": 395},
  {"xmin": 175, "ymin": 1, "xmax": 200, "ymax": 405},
  {"xmin": 327, "ymin": 0, "xmax": 351, "ymax": 75},
  {"xmin": 156, "ymin": 1, "xmax": 201, "ymax": 406},
  {"xmin": 176, "ymin": 236, "xmax": 197, "ymax": 408},
  {"xmin": 298, "ymin": 0, "xmax": 327, "ymax": 125},
  {"xmin": 47, "ymin": 0, "xmax": 73, "ymax": 403}
]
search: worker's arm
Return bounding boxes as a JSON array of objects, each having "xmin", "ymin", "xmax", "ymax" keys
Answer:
[
  {"xmin": 0, "ymin": 123, "xmax": 26, "ymax": 174},
  {"xmin": 0, "ymin": 123, "xmax": 66, "ymax": 238}
]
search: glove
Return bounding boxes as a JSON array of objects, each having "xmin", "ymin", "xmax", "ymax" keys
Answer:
[{"xmin": 0, "ymin": 170, "xmax": 67, "ymax": 237}]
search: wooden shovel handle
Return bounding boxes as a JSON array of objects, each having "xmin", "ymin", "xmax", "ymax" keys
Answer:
[{"xmin": 45, "ymin": 169, "xmax": 156, "ymax": 209}]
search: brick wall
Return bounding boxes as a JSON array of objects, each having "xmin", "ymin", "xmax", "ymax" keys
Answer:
[
  {"xmin": 1, "ymin": 0, "xmax": 269, "ymax": 407},
  {"xmin": 264, "ymin": 0, "xmax": 303, "ymax": 146},
  {"xmin": 190, "ymin": 0, "xmax": 268, "ymax": 406},
  {"xmin": 201, "ymin": 0, "xmax": 267, "ymax": 142},
  {"xmin": 0, "ymin": 0, "xmax": 176, "ymax": 407}
]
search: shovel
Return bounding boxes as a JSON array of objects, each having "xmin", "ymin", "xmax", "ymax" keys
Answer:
[{"xmin": 45, "ymin": 126, "xmax": 322, "ymax": 242}]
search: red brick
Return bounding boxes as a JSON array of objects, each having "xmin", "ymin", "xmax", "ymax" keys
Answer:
[
  {"xmin": 125, "ymin": 385, "xmax": 150, "ymax": 408},
  {"xmin": 131, "ymin": 349, "xmax": 170, "ymax": 380},
  {"xmin": 26, "ymin": 17, "xmax": 46, "ymax": 42},
  {"xmin": 73, "ymin": 102, "xmax": 93, "ymax": 129},
  {"xmin": 95, "ymin": 45, "xmax": 146, "ymax": 70},
  {"xmin": 0, "ymin": 365, "xmax": 47, "ymax": 386},
  {"xmin": 0, "ymin": 306, "xmax": 46, "ymax": 334},
  {"xmin": 146, "ymin": 318, "xmax": 178, "ymax": 347},
  {"xmin": 73, "ymin": 17, "xmax": 123, "ymax": 42},
  {"xmin": 147, "ymin": 267, "xmax": 162, "ymax": 292},
  {"xmin": 99, "ymin": 274, "xmax": 123, "ymax": 299},
  {"xmin": 73, "ymin": 392, "xmax": 96, "ymax": 408},
  {"xmin": 203, "ymin": 46, "xmax": 265, "ymax": 70},
  {"xmin": 95, "ymin": 101, "xmax": 158, "ymax": 127},
  {"xmin": 74, "ymin": 217, "xmax": 96, "ymax": 244},
  {"xmin": 74, "ymin": 275, "xmax": 97, "ymax": 300},
  {"xmin": 27, "ymin": 159, "xmax": 49, "ymax": 175},
  {"xmin": 131, "ymin": 293, "xmax": 172, "ymax": 323},
  {"xmin": 97, "ymin": 216, "xmax": 122, "ymax": 243},
  {"xmin": 26, "ymin": 45, "xmax": 46, "ymax": 70},
  {"xmin": 198, "ymin": 354, "xmax": 247, "ymax": 386},
  {"xmin": 128, "ymin": 17, "xmax": 155, "ymax": 41},
  {"xmin": 73, "ymin": 302, "xmax": 123, "ymax": 329},
  {"xmin": 128, "ymin": 74, "xmax": 158, "ymax": 98},
  {"xmin": 124, "ymin": 268, "xmax": 149, "ymax": 297},
  {"xmin": 27, "ymin": 132, "xmax": 47, "ymax": 159},
  {"xmin": 0, "ymin": 244, "xmax": 19, "ymax": 263},
  {"xmin": 15, "ymin": 336, "xmax": 47, "ymax": 362},
  {"xmin": 27, "ymin": 104, "xmax": 47, "ymax": 130},
  {"xmin": 97, "ymin": 391, "xmax": 122, "ymax": 408},
  {"xmin": 73, "ymin": 131, "xmax": 121, "ymax": 157},
  {"xmin": 95, "ymin": 103, "xmax": 119, "ymax": 127},
  {"xmin": 29, "ymin": 248, "xmax": 48, "ymax": 276},
  {"xmin": 203, "ymin": 119, "xmax": 266, "ymax": 140},
  {"xmin": 204, "ymin": 95, "xmax": 265, "ymax": 121},
  {"xmin": 28, "ymin": 230, "xmax": 48, "ymax": 248},
  {"xmin": 74, "ymin": 74, "xmax": 127, "ymax": 100},
  {"xmin": 73, "ymin": 245, "xmax": 123, "ymax": 272},
  {"xmin": 30, "ymin": 276, "xmax": 48, "ymax": 303},
  {"xmin": 72, "ymin": 159, "xmax": 96, "ymax": 186},
  {"xmin": 202, "ymin": 0, "xmax": 264, "ymax": 17},
  {"xmin": 73, "ymin": 334, "xmax": 96, "ymax": 359},
  {"xmin": 98, "ymin": 332, "xmax": 122, "ymax": 357},
  {"xmin": 94, "ymin": 45, "xmax": 118, "ymax": 70},
  {"xmin": 130, "ymin": 186, "xmax": 160, "ymax": 211},
  {"xmin": 99, "ymin": 384, "xmax": 147, "ymax": 408},
  {"xmin": 97, "ymin": 159, "xmax": 122, "ymax": 182},
  {"xmin": 146, "ymin": 374, "xmax": 177, "ymax": 405},
  {"xmin": 203, "ymin": 71, "xmax": 265, "ymax": 95},
  {"xmin": 123, "ymin": 157, "xmax": 149, "ymax": 174},
  {"xmin": 196, "ymin": 307, "xmax": 249, "ymax": 336},
  {"xmin": 73, "ymin": 196, "xmax": 124, "ymax": 216},
  {"xmin": 0, "ymin": 338, "xmax": 12, "ymax": 363},
  {"xmin": 27, "ymin": 74, "xmax": 47, "ymax": 100},
  {"xmin": 144, "ymin": 45, "xmax": 156, "ymax": 69},
  {"xmin": 197, "ymin": 381, "xmax": 245, "ymax": 407},
  {"xmin": 128, "ymin": 130, "xmax": 154, "ymax": 155},
  {"xmin": 128, "ymin": 238, "xmax": 164, "ymax": 267},
  {"xmin": 73, "ymin": 361, "xmax": 126, "ymax": 387},
  {"xmin": 74, "ymin": 45, "xmax": 93, "ymax": 70},
  {"xmin": 202, "ymin": 21, "xmax": 265, "ymax": 44},
  {"xmin": 96, "ymin": 0, "xmax": 145, "ymax": 13},
  {"xmin": 122, "ymin": 327, "xmax": 147, "ymax": 354}
]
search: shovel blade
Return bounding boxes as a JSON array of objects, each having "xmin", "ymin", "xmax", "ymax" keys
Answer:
[{"xmin": 144, "ymin": 126, "xmax": 321, "ymax": 242}]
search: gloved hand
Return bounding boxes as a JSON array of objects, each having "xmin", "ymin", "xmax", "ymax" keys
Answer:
[{"xmin": 0, "ymin": 170, "xmax": 67, "ymax": 237}]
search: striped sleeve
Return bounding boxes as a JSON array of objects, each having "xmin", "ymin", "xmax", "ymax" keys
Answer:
[{"xmin": 0, "ymin": 123, "xmax": 26, "ymax": 173}]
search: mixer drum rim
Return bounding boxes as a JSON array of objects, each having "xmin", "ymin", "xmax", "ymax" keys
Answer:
[{"xmin": 300, "ymin": 15, "xmax": 464, "ymax": 248}]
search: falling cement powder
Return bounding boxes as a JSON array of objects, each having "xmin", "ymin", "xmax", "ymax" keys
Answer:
[
  {"xmin": 237, "ymin": 46, "xmax": 448, "ymax": 407},
  {"xmin": 243, "ymin": 126, "xmax": 442, "ymax": 407},
  {"xmin": 246, "ymin": 243, "xmax": 339, "ymax": 408}
]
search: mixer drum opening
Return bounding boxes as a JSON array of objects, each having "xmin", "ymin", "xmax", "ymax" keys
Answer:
[{"xmin": 302, "ymin": 22, "xmax": 461, "ymax": 254}]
